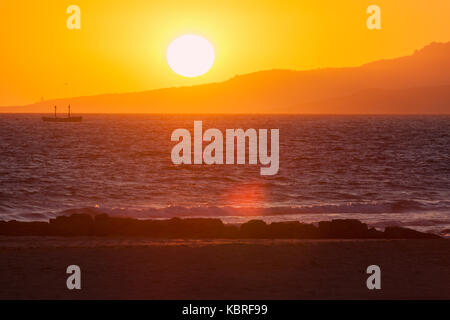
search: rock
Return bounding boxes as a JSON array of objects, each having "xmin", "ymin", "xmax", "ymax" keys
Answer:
[
  {"xmin": 0, "ymin": 220, "xmax": 50, "ymax": 236},
  {"xmin": 93, "ymin": 214, "xmax": 137, "ymax": 236},
  {"xmin": 268, "ymin": 221, "xmax": 320, "ymax": 238},
  {"xmin": 50, "ymin": 214, "xmax": 94, "ymax": 236},
  {"xmin": 384, "ymin": 226, "xmax": 441, "ymax": 239},
  {"xmin": 240, "ymin": 220, "xmax": 268, "ymax": 238},
  {"xmin": 367, "ymin": 227, "xmax": 384, "ymax": 239},
  {"xmin": 223, "ymin": 225, "xmax": 240, "ymax": 238},
  {"xmin": 167, "ymin": 218, "xmax": 225, "ymax": 238},
  {"xmin": 0, "ymin": 215, "xmax": 442, "ymax": 239},
  {"xmin": 319, "ymin": 219, "xmax": 371, "ymax": 239}
]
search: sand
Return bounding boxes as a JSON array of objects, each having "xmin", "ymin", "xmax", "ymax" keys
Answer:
[{"xmin": 0, "ymin": 237, "xmax": 448, "ymax": 299}]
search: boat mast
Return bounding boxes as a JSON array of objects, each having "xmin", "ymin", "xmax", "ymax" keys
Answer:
[{"xmin": 54, "ymin": 105, "xmax": 57, "ymax": 118}]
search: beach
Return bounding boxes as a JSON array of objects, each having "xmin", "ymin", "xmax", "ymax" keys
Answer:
[{"xmin": 0, "ymin": 237, "xmax": 448, "ymax": 300}]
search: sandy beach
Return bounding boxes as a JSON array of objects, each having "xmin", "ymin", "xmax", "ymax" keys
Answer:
[{"xmin": 0, "ymin": 237, "xmax": 448, "ymax": 300}]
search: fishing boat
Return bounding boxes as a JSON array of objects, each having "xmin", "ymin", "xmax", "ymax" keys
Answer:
[{"xmin": 42, "ymin": 105, "xmax": 82, "ymax": 122}]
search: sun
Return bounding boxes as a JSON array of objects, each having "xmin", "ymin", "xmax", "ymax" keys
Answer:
[{"xmin": 166, "ymin": 35, "xmax": 215, "ymax": 78}]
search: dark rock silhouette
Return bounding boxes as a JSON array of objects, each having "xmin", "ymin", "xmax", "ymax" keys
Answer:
[
  {"xmin": 0, "ymin": 214, "xmax": 443, "ymax": 239},
  {"xmin": 384, "ymin": 226, "xmax": 441, "ymax": 239},
  {"xmin": 240, "ymin": 220, "xmax": 269, "ymax": 238},
  {"xmin": 0, "ymin": 220, "xmax": 50, "ymax": 236},
  {"xmin": 318, "ymin": 219, "xmax": 383, "ymax": 239},
  {"xmin": 267, "ymin": 221, "xmax": 320, "ymax": 239},
  {"xmin": 50, "ymin": 214, "xmax": 94, "ymax": 236}
]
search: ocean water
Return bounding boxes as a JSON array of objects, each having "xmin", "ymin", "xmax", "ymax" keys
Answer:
[{"xmin": 0, "ymin": 114, "xmax": 449, "ymax": 234}]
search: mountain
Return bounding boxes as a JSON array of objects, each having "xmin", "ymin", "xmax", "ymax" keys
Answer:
[
  {"xmin": 295, "ymin": 85, "xmax": 450, "ymax": 114},
  {"xmin": 1, "ymin": 42, "xmax": 450, "ymax": 114}
]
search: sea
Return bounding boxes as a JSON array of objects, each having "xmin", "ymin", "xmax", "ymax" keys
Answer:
[{"xmin": 0, "ymin": 114, "xmax": 449, "ymax": 235}]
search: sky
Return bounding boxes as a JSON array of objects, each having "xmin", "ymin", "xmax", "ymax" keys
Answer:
[{"xmin": 0, "ymin": 0, "xmax": 449, "ymax": 106}]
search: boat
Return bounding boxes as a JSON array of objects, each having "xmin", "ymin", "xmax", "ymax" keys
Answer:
[{"xmin": 42, "ymin": 105, "xmax": 82, "ymax": 122}]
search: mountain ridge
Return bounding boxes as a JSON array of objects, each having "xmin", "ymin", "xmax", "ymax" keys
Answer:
[{"xmin": 1, "ymin": 42, "xmax": 449, "ymax": 114}]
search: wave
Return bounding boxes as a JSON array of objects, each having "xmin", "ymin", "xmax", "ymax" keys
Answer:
[{"xmin": 48, "ymin": 199, "xmax": 450, "ymax": 219}]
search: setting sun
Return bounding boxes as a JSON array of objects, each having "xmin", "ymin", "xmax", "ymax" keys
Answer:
[{"xmin": 166, "ymin": 35, "xmax": 215, "ymax": 78}]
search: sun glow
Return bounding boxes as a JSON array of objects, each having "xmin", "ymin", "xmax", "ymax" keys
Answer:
[{"xmin": 166, "ymin": 35, "xmax": 215, "ymax": 78}]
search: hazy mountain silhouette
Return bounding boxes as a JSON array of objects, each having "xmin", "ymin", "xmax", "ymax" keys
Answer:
[
  {"xmin": 295, "ymin": 85, "xmax": 450, "ymax": 114},
  {"xmin": 1, "ymin": 42, "xmax": 449, "ymax": 114}
]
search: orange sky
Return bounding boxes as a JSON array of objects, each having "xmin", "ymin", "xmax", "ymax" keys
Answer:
[{"xmin": 1, "ymin": 0, "xmax": 449, "ymax": 106}]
